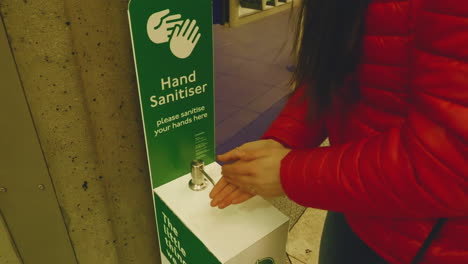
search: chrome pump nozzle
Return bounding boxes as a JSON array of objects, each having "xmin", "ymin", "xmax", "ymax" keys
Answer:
[{"xmin": 189, "ymin": 160, "xmax": 215, "ymax": 191}]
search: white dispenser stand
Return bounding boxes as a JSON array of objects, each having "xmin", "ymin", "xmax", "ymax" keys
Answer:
[{"xmin": 154, "ymin": 163, "xmax": 289, "ymax": 264}]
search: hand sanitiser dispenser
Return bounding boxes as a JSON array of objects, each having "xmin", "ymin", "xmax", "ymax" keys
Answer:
[
  {"xmin": 129, "ymin": 1, "xmax": 289, "ymax": 263},
  {"xmin": 189, "ymin": 160, "xmax": 215, "ymax": 191},
  {"xmin": 153, "ymin": 162, "xmax": 289, "ymax": 264}
]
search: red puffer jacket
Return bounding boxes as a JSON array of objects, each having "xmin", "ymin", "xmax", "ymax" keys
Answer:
[{"xmin": 263, "ymin": 0, "xmax": 468, "ymax": 263}]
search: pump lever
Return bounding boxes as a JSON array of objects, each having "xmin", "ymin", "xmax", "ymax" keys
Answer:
[
  {"xmin": 189, "ymin": 159, "xmax": 215, "ymax": 191},
  {"xmin": 200, "ymin": 169, "xmax": 215, "ymax": 186}
]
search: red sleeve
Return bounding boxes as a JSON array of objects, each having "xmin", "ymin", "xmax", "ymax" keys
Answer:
[
  {"xmin": 280, "ymin": 0, "xmax": 468, "ymax": 218},
  {"xmin": 262, "ymin": 84, "xmax": 327, "ymax": 148}
]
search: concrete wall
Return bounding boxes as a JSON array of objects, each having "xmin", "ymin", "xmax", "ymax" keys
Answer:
[{"xmin": 0, "ymin": 0, "xmax": 159, "ymax": 263}]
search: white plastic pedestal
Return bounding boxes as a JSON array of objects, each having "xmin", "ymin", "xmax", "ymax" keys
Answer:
[{"xmin": 154, "ymin": 162, "xmax": 289, "ymax": 264}]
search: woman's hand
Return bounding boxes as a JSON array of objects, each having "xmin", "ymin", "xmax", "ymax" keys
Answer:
[
  {"xmin": 209, "ymin": 177, "xmax": 254, "ymax": 209},
  {"xmin": 209, "ymin": 140, "xmax": 291, "ymax": 208}
]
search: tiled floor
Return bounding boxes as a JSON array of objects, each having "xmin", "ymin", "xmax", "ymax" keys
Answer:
[{"xmin": 287, "ymin": 208, "xmax": 328, "ymax": 264}]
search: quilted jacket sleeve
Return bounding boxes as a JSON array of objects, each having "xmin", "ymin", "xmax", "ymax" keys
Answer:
[
  {"xmin": 262, "ymin": 84, "xmax": 328, "ymax": 148},
  {"xmin": 280, "ymin": 0, "xmax": 468, "ymax": 218}
]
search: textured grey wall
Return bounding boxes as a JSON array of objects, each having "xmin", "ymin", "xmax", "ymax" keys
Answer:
[{"xmin": 0, "ymin": 0, "xmax": 160, "ymax": 263}]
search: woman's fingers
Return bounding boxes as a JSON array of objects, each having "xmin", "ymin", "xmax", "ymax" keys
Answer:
[
  {"xmin": 210, "ymin": 181, "xmax": 237, "ymax": 207},
  {"xmin": 224, "ymin": 175, "xmax": 253, "ymax": 192},
  {"xmin": 218, "ymin": 140, "xmax": 274, "ymax": 163},
  {"xmin": 222, "ymin": 161, "xmax": 253, "ymax": 176},
  {"xmin": 217, "ymin": 147, "xmax": 245, "ymax": 162},
  {"xmin": 218, "ymin": 189, "xmax": 254, "ymax": 209},
  {"xmin": 220, "ymin": 160, "xmax": 257, "ymax": 194},
  {"xmin": 232, "ymin": 193, "xmax": 254, "ymax": 204},
  {"xmin": 209, "ymin": 177, "xmax": 228, "ymax": 199}
]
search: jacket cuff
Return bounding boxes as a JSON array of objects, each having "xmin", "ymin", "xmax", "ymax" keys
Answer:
[
  {"xmin": 280, "ymin": 149, "xmax": 306, "ymax": 204},
  {"xmin": 279, "ymin": 148, "xmax": 328, "ymax": 209},
  {"xmin": 261, "ymin": 132, "xmax": 293, "ymax": 149}
]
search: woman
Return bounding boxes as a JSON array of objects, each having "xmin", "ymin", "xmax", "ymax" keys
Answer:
[{"xmin": 209, "ymin": 0, "xmax": 467, "ymax": 263}]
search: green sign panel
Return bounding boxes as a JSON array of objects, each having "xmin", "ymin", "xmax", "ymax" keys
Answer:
[
  {"xmin": 128, "ymin": 0, "xmax": 215, "ymax": 188},
  {"xmin": 155, "ymin": 195, "xmax": 220, "ymax": 264}
]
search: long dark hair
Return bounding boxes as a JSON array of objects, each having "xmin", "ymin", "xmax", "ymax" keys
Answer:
[{"xmin": 292, "ymin": 0, "xmax": 370, "ymax": 118}]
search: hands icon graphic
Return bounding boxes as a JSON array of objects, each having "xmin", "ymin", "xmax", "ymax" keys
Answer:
[
  {"xmin": 147, "ymin": 9, "xmax": 183, "ymax": 44},
  {"xmin": 147, "ymin": 10, "xmax": 201, "ymax": 59},
  {"xmin": 170, "ymin": 19, "xmax": 201, "ymax": 59}
]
